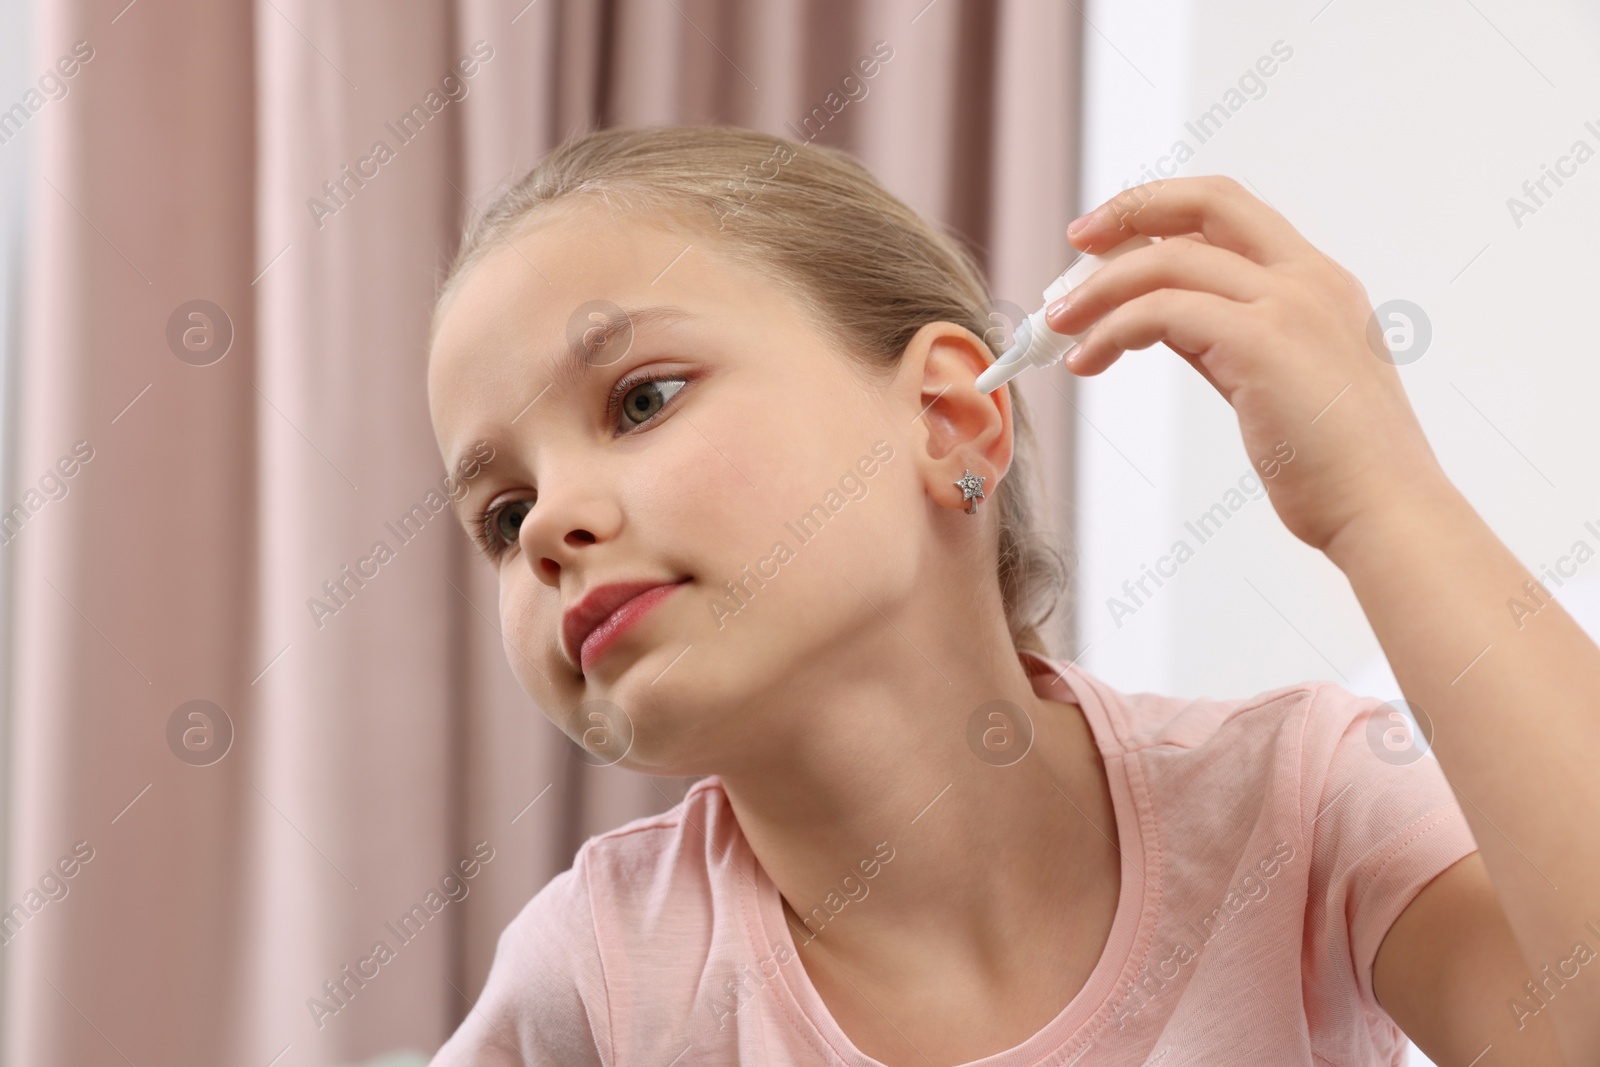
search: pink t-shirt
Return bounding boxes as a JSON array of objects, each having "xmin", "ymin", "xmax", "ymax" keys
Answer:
[{"xmin": 430, "ymin": 649, "xmax": 1478, "ymax": 1065}]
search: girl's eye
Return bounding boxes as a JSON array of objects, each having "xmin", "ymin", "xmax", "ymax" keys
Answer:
[
  {"xmin": 476, "ymin": 499, "xmax": 532, "ymax": 558},
  {"xmin": 492, "ymin": 500, "xmax": 531, "ymax": 547},
  {"xmin": 614, "ymin": 375, "xmax": 688, "ymax": 431}
]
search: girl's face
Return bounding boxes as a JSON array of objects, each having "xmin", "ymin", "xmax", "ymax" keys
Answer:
[{"xmin": 428, "ymin": 200, "xmax": 1001, "ymax": 776}]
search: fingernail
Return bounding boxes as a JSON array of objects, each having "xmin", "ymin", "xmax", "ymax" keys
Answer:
[
  {"xmin": 1067, "ymin": 212, "xmax": 1094, "ymax": 237},
  {"xmin": 1064, "ymin": 343, "xmax": 1083, "ymax": 367},
  {"xmin": 1046, "ymin": 295, "xmax": 1071, "ymax": 321}
]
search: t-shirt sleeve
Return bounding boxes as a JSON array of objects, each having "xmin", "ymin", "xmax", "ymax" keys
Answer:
[
  {"xmin": 428, "ymin": 860, "xmax": 612, "ymax": 1067},
  {"xmin": 1302, "ymin": 683, "xmax": 1481, "ymax": 1012}
]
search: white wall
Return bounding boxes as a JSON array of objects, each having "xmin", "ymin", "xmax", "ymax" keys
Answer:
[{"xmin": 1077, "ymin": 1, "xmax": 1600, "ymax": 1062}]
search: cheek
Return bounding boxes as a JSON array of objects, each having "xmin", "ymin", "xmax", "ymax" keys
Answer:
[
  {"xmin": 624, "ymin": 437, "xmax": 729, "ymax": 523},
  {"xmin": 706, "ymin": 428, "xmax": 914, "ymax": 615},
  {"xmin": 620, "ymin": 412, "xmax": 773, "ymax": 558}
]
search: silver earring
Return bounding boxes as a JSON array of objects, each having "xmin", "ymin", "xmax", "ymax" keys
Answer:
[{"xmin": 954, "ymin": 469, "xmax": 986, "ymax": 514}]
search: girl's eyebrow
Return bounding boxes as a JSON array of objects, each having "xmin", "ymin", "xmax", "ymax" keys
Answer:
[{"xmin": 546, "ymin": 303, "xmax": 694, "ymax": 396}]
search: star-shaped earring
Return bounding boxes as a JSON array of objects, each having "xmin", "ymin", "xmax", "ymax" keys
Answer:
[{"xmin": 954, "ymin": 468, "xmax": 986, "ymax": 514}]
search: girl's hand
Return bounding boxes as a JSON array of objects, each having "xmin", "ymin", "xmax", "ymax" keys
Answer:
[{"xmin": 1048, "ymin": 175, "xmax": 1451, "ymax": 555}]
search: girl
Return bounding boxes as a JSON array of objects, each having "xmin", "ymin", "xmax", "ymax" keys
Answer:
[{"xmin": 425, "ymin": 125, "xmax": 1595, "ymax": 1065}]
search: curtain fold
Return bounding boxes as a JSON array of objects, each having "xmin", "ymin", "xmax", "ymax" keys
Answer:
[{"xmin": 3, "ymin": 2, "xmax": 1079, "ymax": 1063}]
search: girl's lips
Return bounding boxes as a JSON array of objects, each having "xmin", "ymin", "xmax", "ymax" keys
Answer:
[{"xmin": 579, "ymin": 579, "xmax": 689, "ymax": 674}]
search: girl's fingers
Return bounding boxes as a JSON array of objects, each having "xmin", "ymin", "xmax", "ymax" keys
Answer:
[
  {"xmin": 1046, "ymin": 234, "xmax": 1271, "ymax": 337},
  {"xmin": 1067, "ymin": 287, "xmax": 1247, "ymax": 383},
  {"xmin": 1070, "ymin": 175, "xmax": 1309, "ymax": 268}
]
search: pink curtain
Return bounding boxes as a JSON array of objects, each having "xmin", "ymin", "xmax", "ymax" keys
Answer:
[{"xmin": 3, "ymin": 1, "xmax": 1080, "ymax": 1063}]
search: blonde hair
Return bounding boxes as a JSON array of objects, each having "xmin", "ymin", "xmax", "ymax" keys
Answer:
[{"xmin": 434, "ymin": 124, "xmax": 1068, "ymax": 656}]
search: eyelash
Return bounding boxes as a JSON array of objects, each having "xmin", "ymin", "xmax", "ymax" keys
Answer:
[{"xmin": 467, "ymin": 369, "xmax": 691, "ymax": 559}]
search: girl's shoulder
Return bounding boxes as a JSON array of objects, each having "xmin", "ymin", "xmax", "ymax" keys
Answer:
[
  {"xmin": 435, "ymin": 779, "xmax": 744, "ymax": 1066},
  {"xmin": 1023, "ymin": 649, "xmax": 1355, "ymax": 767}
]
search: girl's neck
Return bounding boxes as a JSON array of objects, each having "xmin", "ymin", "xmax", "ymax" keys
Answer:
[{"xmin": 716, "ymin": 649, "xmax": 1116, "ymax": 988}]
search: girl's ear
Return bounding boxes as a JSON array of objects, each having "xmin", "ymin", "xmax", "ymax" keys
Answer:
[{"xmin": 901, "ymin": 321, "xmax": 1014, "ymax": 514}]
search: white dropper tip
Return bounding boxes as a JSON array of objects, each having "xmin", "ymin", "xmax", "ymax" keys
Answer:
[
  {"xmin": 973, "ymin": 234, "xmax": 1155, "ymax": 395},
  {"xmin": 975, "ymin": 311, "xmax": 1075, "ymax": 394},
  {"xmin": 975, "ymin": 349, "xmax": 1024, "ymax": 394}
]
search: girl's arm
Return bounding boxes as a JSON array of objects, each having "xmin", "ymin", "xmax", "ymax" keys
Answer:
[
  {"xmin": 1338, "ymin": 473, "xmax": 1598, "ymax": 1065},
  {"xmin": 1048, "ymin": 174, "xmax": 1600, "ymax": 1065}
]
